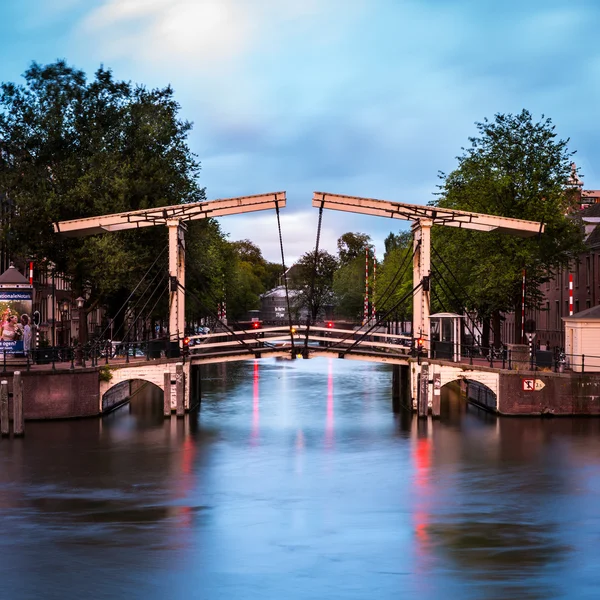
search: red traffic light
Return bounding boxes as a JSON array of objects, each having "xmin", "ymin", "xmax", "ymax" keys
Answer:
[
  {"xmin": 183, "ymin": 337, "xmax": 190, "ymax": 346},
  {"xmin": 416, "ymin": 338, "xmax": 424, "ymax": 347},
  {"xmin": 327, "ymin": 322, "xmax": 334, "ymax": 328},
  {"xmin": 252, "ymin": 321, "xmax": 261, "ymax": 329}
]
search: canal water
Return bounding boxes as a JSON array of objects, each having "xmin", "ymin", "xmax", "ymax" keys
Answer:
[{"xmin": 1, "ymin": 358, "xmax": 600, "ymax": 599}]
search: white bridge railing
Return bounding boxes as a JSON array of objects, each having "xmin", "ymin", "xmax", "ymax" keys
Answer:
[{"xmin": 187, "ymin": 325, "xmax": 413, "ymax": 357}]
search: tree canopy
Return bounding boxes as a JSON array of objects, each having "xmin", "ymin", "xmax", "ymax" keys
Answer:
[
  {"xmin": 0, "ymin": 60, "xmax": 285, "ymax": 336},
  {"xmin": 432, "ymin": 110, "xmax": 584, "ymax": 342},
  {"xmin": 289, "ymin": 250, "xmax": 338, "ymax": 321},
  {"xmin": 0, "ymin": 60, "xmax": 204, "ymax": 320}
]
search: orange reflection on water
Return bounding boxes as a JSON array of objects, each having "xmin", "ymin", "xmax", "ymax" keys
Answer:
[
  {"xmin": 171, "ymin": 421, "xmax": 197, "ymax": 538},
  {"xmin": 251, "ymin": 360, "xmax": 260, "ymax": 446},
  {"xmin": 412, "ymin": 429, "xmax": 433, "ymax": 570},
  {"xmin": 326, "ymin": 360, "xmax": 334, "ymax": 449}
]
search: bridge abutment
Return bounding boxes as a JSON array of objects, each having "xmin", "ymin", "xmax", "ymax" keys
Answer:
[{"xmin": 392, "ymin": 365, "xmax": 411, "ymax": 413}]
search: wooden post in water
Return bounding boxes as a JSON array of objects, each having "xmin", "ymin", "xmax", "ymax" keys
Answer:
[
  {"xmin": 418, "ymin": 363, "xmax": 429, "ymax": 418},
  {"xmin": 176, "ymin": 362, "xmax": 184, "ymax": 417},
  {"xmin": 163, "ymin": 371, "xmax": 172, "ymax": 418},
  {"xmin": 13, "ymin": 371, "xmax": 24, "ymax": 436},
  {"xmin": 0, "ymin": 380, "xmax": 8, "ymax": 436}
]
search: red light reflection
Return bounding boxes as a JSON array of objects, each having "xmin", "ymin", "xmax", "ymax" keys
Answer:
[
  {"xmin": 325, "ymin": 360, "xmax": 334, "ymax": 448},
  {"xmin": 251, "ymin": 360, "xmax": 260, "ymax": 445}
]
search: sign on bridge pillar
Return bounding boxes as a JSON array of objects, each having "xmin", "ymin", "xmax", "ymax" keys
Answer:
[
  {"xmin": 176, "ymin": 362, "xmax": 185, "ymax": 417},
  {"xmin": 413, "ymin": 219, "xmax": 432, "ymax": 354},
  {"xmin": 164, "ymin": 371, "xmax": 172, "ymax": 417},
  {"xmin": 418, "ymin": 362, "xmax": 429, "ymax": 418},
  {"xmin": 431, "ymin": 372, "xmax": 441, "ymax": 418},
  {"xmin": 168, "ymin": 221, "xmax": 186, "ymax": 346}
]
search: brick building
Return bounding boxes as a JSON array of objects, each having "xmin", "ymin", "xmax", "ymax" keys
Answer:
[{"xmin": 500, "ymin": 190, "xmax": 600, "ymax": 350}]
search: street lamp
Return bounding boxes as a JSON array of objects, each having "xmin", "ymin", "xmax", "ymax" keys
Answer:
[
  {"xmin": 76, "ymin": 296, "xmax": 86, "ymax": 366},
  {"xmin": 60, "ymin": 298, "xmax": 70, "ymax": 346}
]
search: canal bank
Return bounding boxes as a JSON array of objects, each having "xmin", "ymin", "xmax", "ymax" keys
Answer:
[
  {"xmin": 2, "ymin": 356, "xmax": 600, "ymax": 420},
  {"xmin": 399, "ymin": 358, "xmax": 600, "ymax": 417}
]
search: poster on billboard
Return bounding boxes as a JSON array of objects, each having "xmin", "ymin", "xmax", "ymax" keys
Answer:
[{"xmin": 0, "ymin": 290, "xmax": 33, "ymax": 353}]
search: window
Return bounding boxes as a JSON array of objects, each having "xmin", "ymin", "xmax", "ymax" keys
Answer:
[
  {"xmin": 586, "ymin": 256, "xmax": 591, "ymax": 287},
  {"xmin": 586, "ymin": 300, "xmax": 591, "ymax": 309},
  {"xmin": 575, "ymin": 299, "xmax": 580, "ymax": 314},
  {"xmin": 556, "ymin": 301, "xmax": 561, "ymax": 330}
]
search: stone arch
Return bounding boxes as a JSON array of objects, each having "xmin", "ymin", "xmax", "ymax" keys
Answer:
[
  {"xmin": 432, "ymin": 365, "xmax": 499, "ymax": 413},
  {"xmin": 101, "ymin": 378, "xmax": 164, "ymax": 413},
  {"xmin": 99, "ymin": 362, "xmax": 189, "ymax": 414}
]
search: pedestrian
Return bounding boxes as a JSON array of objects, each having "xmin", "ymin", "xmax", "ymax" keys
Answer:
[{"xmin": 21, "ymin": 314, "xmax": 32, "ymax": 355}]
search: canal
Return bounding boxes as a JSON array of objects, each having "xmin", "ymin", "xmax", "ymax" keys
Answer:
[{"xmin": 1, "ymin": 358, "xmax": 600, "ymax": 599}]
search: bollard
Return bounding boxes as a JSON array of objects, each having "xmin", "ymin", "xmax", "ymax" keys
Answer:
[
  {"xmin": 0, "ymin": 380, "xmax": 8, "ymax": 436},
  {"xmin": 176, "ymin": 362, "xmax": 184, "ymax": 417},
  {"xmin": 164, "ymin": 371, "xmax": 172, "ymax": 417},
  {"xmin": 13, "ymin": 371, "xmax": 23, "ymax": 437}
]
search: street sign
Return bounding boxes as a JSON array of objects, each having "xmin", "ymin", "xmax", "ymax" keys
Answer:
[
  {"xmin": 522, "ymin": 379, "xmax": 546, "ymax": 391},
  {"xmin": 525, "ymin": 332, "xmax": 537, "ymax": 343}
]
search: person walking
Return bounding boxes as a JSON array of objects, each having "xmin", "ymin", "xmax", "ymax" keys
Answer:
[{"xmin": 21, "ymin": 314, "xmax": 32, "ymax": 356}]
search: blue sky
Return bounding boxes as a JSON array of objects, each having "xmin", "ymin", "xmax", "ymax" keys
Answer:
[{"xmin": 2, "ymin": 0, "xmax": 600, "ymax": 263}]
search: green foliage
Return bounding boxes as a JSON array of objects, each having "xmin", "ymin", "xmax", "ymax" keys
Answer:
[
  {"xmin": 433, "ymin": 110, "xmax": 585, "ymax": 340},
  {"xmin": 337, "ymin": 232, "xmax": 371, "ymax": 266},
  {"xmin": 0, "ymin": 60, "xmax": 205, "ymax": 326},
  {"xmin": 98, "ymin": 365, "xmax": 114, "ymax": 382},
  {"xmin": 333, "ymin": 257, "xmax": 365, "ymax": 320},
  {"xmin": 289, "ymin": 250, "xmax": 338, "ymax": 320},
  {"xmin": 374, "ymin": 236, "xmax": 413, "ymax": 321}
]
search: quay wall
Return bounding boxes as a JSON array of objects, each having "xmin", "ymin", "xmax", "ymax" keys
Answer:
[
  {"xmin": 498, "ymin": 371, "xmax": 600, "ymax": 416},
  {"xmin": 2, "ymin": 369, "xmax": 101, "ymax": 420}
]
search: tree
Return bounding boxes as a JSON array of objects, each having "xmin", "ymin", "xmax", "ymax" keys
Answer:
[
  {"xmin": 0, "ymin": 60, "xmax": 207, "ymax": 337},
  {"xmin": 289, "ymin": 250, "xmax": 338, "ymax": 321},
  {"xmin": 434, "ymin": 110, "xmax": 584, "ymax": 344},
  {"xmin": 224, "ymin": 240, "xmax": 283, "ymax": 320},
  {"xmin": 337, "ymin": 232, "xmax": 372, "ymax": 266},
  {"xmin": 333, "ymin": 232, "xmax": 372, "ymax": 319},
  {"xmin": 375, "ymin": 233, "xmax": 413, "ymax": 325}
]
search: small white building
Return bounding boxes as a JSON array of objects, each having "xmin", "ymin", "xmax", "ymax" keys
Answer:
[{"xmin": 563, "ymin": 306, "xmax": 600, "ymax": 372}]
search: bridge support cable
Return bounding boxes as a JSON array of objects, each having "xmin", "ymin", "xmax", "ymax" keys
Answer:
[
  {"xmin": 120, "ymin": 273, "xmax": 169, "ymax": 345},
  {"xmin": 430, "ymin": 243, "xmax": 488, "ymax": 354},
  {"xmin": 92, "ymin": 245, "xmax": 168, "ymax": 350},
  {"xmin": 275, "ymin": 199, "xmax": 295, "ymax": 356},
  {"xmin": 182, "ymin": 256, "xmax": 271, "ymax": 347},
  {"xmin": 177, "ymin": 282, "xmax": 261, "ymax": 355},
  {"xmin": 175, "ymin": 269, "xmax": 265, "ymax": 355},
  {"xmin": 337, "ymin": 282, "xmax": 424, "ymax": 357},
  {"xmin": 111, "ymin": 269, "xmax": 167, "ymax": 343},
  {"xmin": 303, "ymin": 198, "xmax": 325, "ymax": 357},
  {"xmin": 368, "ymin": 236, "xmax": 417, "ymax": 326},
  {"xmin": 325, "ymin": 240, "xmax": 418, "ymax": 353},
  {"xmin": 429, "ymin": 263, "xmax": 486, "ymax": 357}
]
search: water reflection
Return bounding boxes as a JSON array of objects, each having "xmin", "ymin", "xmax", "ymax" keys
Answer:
[{"xmin": 1, "ymin": 359, "xmax": 600, "ymax": 598}]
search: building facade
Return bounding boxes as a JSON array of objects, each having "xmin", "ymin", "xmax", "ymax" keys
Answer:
[{"xmin": 500, "ymin": 196, "xmax": 600, "ymax": 350}]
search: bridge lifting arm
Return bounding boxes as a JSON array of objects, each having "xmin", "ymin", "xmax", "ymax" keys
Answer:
[
  {"xmin": 312, "ymin": 191, "xmax": 544, "ymax": 355},
  {"xmin": 55, "ymin": 192, "xmax": 286, "ymax": 346}
]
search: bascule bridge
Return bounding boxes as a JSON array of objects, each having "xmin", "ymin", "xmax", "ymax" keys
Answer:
[{"xmin": 50, "ymin": 190, "xmax": 551, "ymax": 418}]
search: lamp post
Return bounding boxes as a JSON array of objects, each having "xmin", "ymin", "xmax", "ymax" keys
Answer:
[
  {"xmin": 60, "ymin": 298, "xmax": 70, "ymax": 347},
  {"xmin": 76, "ymin": 296, "xmax": 85, "ymax": 366}
]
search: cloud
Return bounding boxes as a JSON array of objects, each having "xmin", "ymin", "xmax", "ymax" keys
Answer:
[{"xmin": 81, "ymin": 0, "xmax": 338, "ymax": 73}]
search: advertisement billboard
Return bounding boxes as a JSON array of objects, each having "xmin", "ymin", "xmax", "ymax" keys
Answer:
[{"xmin": 0, "ymin": 290, "xmax": 33, "ymax": 353}]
